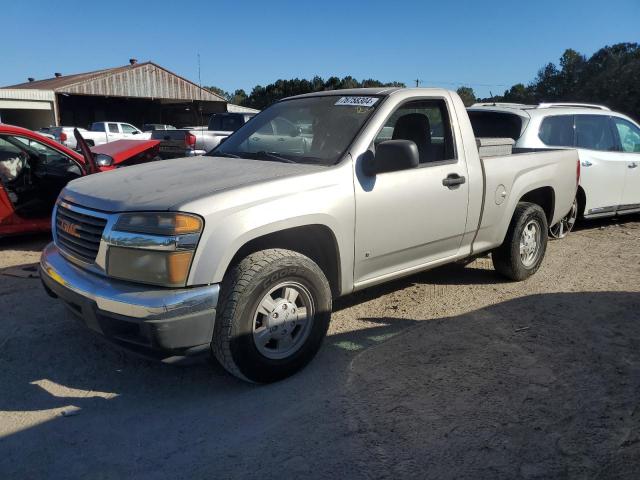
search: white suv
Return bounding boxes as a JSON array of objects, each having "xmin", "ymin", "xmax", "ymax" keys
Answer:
[{"xmin": 468, "ymin": 103, "xmax": 640, "ymax": 237}]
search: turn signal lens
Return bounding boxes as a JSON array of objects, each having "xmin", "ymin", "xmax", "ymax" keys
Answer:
[
  {"xmin": 167, "ymin": 251, "xmax": 193, "ymax": 284},
  {"xmin": 174, "ymin": 214, "xmax": 203, "ymax": 234}
]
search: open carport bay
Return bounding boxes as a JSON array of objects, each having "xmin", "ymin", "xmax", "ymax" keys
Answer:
[{"xmin": 0, "ymin": 219, "xmax": 639, "ymax": 479}]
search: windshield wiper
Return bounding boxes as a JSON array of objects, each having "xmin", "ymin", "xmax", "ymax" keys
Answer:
[
  {"xmin": 251, "ymin": 151, "xmax": 296, "ymax": 164},
  {"xmin": 208, "ymin": 151, "xmax": 241, "ymax": 158}
]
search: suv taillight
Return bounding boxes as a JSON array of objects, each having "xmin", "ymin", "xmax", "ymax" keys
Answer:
[
  {"xmin": 577, "ymin": 159, "xmax": 581, "ymax": 185},
  {"xmin": 185, "ymin": 132, "xmax": 196, "ymax": 149},
  {"xmin": 60, "ymin": 132, "xmax": 67, "ymax": 142}
]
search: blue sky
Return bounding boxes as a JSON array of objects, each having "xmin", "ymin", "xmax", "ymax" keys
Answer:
[{"xmin": 2, "ymin": 0, "xmax": 638, "ymax": 98}]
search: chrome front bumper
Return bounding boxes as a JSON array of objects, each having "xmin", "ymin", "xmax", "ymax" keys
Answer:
[{"xmin": 40, "ymin": 242, "xmax": 219, "ymax": 356}]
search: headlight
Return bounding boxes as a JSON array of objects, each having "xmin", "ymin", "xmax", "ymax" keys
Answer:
[
  {"xmin": 95, "ymin": 154, "xmax": 113, "ymax": 167},
  {"xmin": 115, "ymin": 212, "xmax": 202, "ymax": 235},
  {"xmin": 107, "ymin": 212, "xmax": 203, "ymax": 287}
]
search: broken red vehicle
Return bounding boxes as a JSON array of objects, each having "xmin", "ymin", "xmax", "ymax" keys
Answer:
[{"xmin": 0, "ymin": 124, "xmax": 160, "ymax": 236}]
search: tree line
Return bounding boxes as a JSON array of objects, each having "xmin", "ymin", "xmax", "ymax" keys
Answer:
[
  {"xmin": 457, "ymin": 43, "xmax": 639, "ymax": 120},
  {"xmin": 207, "ymin": 43, "xmax": 639, "ymax": 120},
  {"xmin": 205, "ymin": 76, "xmax": 405, "ymax": 110}
]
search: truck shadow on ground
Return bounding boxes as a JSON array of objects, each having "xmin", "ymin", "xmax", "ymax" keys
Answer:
[
  {"xmin": 0, "ymin": 232, "xmax": 51, "ymax": 251},
  {"xmin": 1, "ymin": 290, "xmax": 639, "ymax": 479}
]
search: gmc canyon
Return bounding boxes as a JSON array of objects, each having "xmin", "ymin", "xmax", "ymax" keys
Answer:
[{"xmin": 40, "ymin": 88, "xmax": 579, "ymax": 382}]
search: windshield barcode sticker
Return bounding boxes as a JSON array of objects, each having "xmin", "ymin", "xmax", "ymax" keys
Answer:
[{"xmin": 335, "ymin": 96, "xmax": 379, "ymax": 107}]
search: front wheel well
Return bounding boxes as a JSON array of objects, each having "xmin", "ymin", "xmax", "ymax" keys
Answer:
[
  {"xmin": 228, "ymin": 225, "xmax": 341, "ymax": 297},
  {"xmin": 519, "ymin": 187, "xmax": 555, "ymax": 225}
]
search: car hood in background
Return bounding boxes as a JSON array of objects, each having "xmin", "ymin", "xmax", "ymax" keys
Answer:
[
  {"xmin": 90, "ymin": 139, "xmax": 160, "ymax": 163},
  {"xmin": 60, "ymin": 156, "xmax": 324, "ymax": 212}
]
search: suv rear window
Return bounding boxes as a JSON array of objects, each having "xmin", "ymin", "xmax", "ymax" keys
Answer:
[
  {"xmin": 468, "ymin": 111, "xmax": 525, "ymax": 141},
  {"xmin": 208, "ymin": 114, "xmax": 244, "ymax": 132},
  {"xmin": 539, "ymin": 115, "xmax": 574, "ymax": 147}
]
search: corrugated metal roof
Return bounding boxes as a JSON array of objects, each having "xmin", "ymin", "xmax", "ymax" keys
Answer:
[
  {"xmin": 5, "ymin": 62, "xmax": 225, "ymax": 102},
  {"xmin": 227, "ymin": 103, "xmax": 260, "ymax": 113},
  {"xmin": 0, "ymin": 89, "xmax": 56, "ymax": 101}
]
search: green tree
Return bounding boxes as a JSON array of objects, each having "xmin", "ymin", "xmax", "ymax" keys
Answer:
[
  {"xmin": 203, "ymin": 86, "xmax": 231, "ymax": 101},
  {"xmin": 456, "ymin": 86, "xmax": 477, "ymax": 107},
  {"xmin": 480, "ymin": 43, "xmax": 640, "ymax": 121},
  {"xmin": 239, "ymin": 76, "xmax": 406, "ymax": 110}
]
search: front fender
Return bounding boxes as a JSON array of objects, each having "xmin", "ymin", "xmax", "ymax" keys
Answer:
[{"xmin": 184, "ymin": 162, "xmax": 355, "ymax": 293}]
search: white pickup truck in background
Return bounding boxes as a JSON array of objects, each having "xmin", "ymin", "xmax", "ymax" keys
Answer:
[
  {"xmin": 43, "ymin": 122, "xmax": 151, "ymax": 149},
  {"xmin": 82, "ymin": 122, "xmax": 152, "ymax": 146}
]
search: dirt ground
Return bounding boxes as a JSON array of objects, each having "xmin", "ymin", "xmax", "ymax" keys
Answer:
[{"xmin": 0, "ymin": 218, "xmax": 639, "ymax": 479}]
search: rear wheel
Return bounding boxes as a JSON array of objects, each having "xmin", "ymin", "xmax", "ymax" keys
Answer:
[
  {"xmin": 212, "ymin": 248, "xmax": 331, "ymax": 383},
  {"xmin": 492, "ymin": 202, "xmax": 548, "ymax": 281},
  {"xmin": 549, "ymin": 197, "xmax": 578, "ymax": 239}
]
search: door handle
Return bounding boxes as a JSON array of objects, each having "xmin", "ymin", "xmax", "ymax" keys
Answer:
[
  {"xmin": 442, "ymin": 174, "xmax": 466, "ymax": 188},
  {"xmin": 581, "ymin": 160, "xmax": 593, "ymax": 167},
  {"xmin": 629, "ymin": 162, "xmax": 638, "ymax": 169}
]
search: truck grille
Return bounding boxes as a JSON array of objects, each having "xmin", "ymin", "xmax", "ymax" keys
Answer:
[{"xmin": 55, "ymin": 204, "xmax": 107, "ymax": 263}]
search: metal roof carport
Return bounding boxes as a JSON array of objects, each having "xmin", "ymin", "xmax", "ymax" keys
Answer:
[
  {"xmin": 3, "ymin": 61, "xmax": 227, "ymax": 129},
  {"xmin": 0, "ymin": 89, "xmax": 56, "ymax": 130}
]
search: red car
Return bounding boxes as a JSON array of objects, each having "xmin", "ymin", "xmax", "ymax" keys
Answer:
[{"xmin": 0, "ymin": 124, "xmax": 160, "ymax": 236}]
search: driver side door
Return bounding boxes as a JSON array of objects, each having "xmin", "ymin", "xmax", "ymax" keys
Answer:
[{"xmin": 353, "ymin": 96, "xmax": 469, "ymax": 287}]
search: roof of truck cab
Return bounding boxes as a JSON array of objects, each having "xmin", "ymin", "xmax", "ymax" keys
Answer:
[{"xmin": 283, "ymin": 87, "xmax": 454, "ymax": 100}]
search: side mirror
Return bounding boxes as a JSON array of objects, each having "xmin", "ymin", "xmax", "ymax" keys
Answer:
[
  {"xmin": 132, "ymin": 131, "xmax": 140, "ymax": 135},
  {"xmin": 290, "ymin": 126, "xmax": 302, "ymax": 137},
  {"xmin": 363, "ymin": 140, "xmax": 419, "ymax": 176}
]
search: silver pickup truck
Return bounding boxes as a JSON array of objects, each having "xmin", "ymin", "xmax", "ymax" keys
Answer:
[
  {"xmin": 153, "ymin": 113, "xmax": 256, "ymax": 158},
  {"xmin": 40, "ymin": 88, "xmax": 579, "ymax": 383}
]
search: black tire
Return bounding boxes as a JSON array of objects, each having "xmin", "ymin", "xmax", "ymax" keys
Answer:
[
  {"xmin": 212, "ymin": 248, "xmax": 332, "ymax": 383},
  {"xmin": 492, "ymin": 202, "xmax": 548, "ymax": 281}
]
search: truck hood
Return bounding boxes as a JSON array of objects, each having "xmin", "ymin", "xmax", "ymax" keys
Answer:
[{"xmin": 60, "ymin": 156, "xmax": 325, "ymax": 212}]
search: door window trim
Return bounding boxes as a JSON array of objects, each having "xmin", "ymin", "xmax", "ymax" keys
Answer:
[{"xmin": 371, "ymin": 96, "xmax": 459, "ymax": 169}]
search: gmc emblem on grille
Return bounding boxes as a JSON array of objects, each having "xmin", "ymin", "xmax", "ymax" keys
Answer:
[{"xmin": 59, "ymin": 219, "xmax": 80, "ymax": 237}]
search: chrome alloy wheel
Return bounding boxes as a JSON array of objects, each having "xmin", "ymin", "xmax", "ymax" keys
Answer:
[
  {"xmin": 252, "ymin": 282, "xmax": 315, "ymax": 360},
  {"xmin": 520, "ymin": 219, "xmax": 542, "ymax": 267},
  {"xmin": 550, "ymin": 198, "xmax": 578, "ymax": 239}
]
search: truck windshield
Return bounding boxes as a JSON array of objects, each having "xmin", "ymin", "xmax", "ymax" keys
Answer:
[{"xmin": 208, "ymin": 95, "xmax": 382, "ymax": 166}]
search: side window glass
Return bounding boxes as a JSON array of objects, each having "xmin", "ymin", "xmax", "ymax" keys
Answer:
[
  {"xmin": 538, "ymin": 115, "xmax": 574, "ymax": 147},
  {"xmin": 108, "ymin": 123, "xmax": 119, "ymax": 133},
  {"xmin": 374, "ymin": 99, "xmax": 456, "ymax": 163},
  {"xmin": 273, "ymin": 118, "xmax": 298, "ymax": 136},
  {"xmin": 613, "ymin": 118, "xmax": 640, "ymax": 153},
  {"xmin": 0, "ymin": 136, "xmax": 27, "ymax": 183},
  {"xmin": 121, "ymin": 124, "xmax": 137, "ymax": 134},
  {"xmin": 256, "ymin": 121, "xmax": 275, "ymax": 135},
  {"xmin": 574, "ymin": 115, "xmax": 615, "ymax": 151}
]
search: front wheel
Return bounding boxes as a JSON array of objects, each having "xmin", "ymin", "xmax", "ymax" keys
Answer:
[
  {"xmin": 212, "ymin": 249, "xmax": 332, "ymax": 383},
  {"xmin": 549, "ymin": 197, "xmax": 578, "ymax": 239},
  {"xmin": 492, "ymin": 202, "xmax": 548, "ymax": 281}
]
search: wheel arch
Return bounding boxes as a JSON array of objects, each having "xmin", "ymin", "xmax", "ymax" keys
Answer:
[
  {"xmin": 575, "ymin": 185, "xmax": 586, "ymax": 219},
  {"xmin": 223, "ymin": 224, "xmax": 342, "ymax": 298},
  {"xmin": 518, "ymin": 186, "xmax": 555, "ymax": 226}
]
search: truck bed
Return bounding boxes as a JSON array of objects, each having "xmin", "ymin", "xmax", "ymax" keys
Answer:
[{"xmin": 472, "ymin": 149, "xmax": 579, "ymax": 254}]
